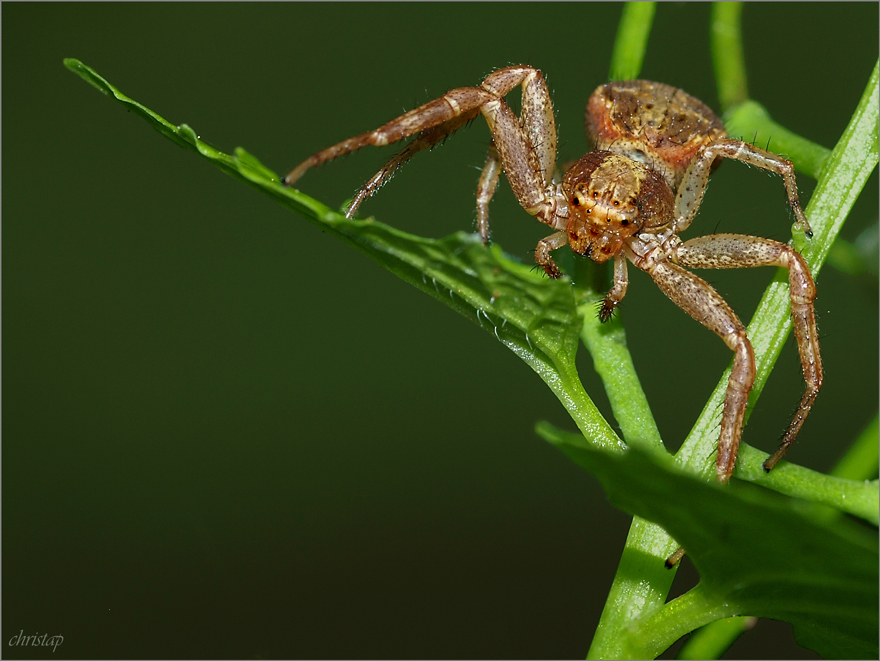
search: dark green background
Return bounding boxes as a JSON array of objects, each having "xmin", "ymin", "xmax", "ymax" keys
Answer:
[{"xmin": 4, "ymin": 3, "xmax": 878, "ymax": 659}]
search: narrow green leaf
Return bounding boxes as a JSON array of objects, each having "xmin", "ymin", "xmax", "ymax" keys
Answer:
[
  {"xmin": 539, "ymin": 422, "xmax": 879, "ymax": 660},
  {"xmin": 735, "ymin": 444, "xmax": 879, "ymax": 524}
]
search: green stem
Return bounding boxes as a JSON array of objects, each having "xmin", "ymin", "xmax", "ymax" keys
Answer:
[
  {"xmin": 736, "ymin": 444, "xmax": 879, "ymax": 524},
  {"xmin": 676, "ymin": 617, "xmax": 756, "ymax": 660},
  {"xmin": 724, "ymin": 101, "xmax": 831, "ymax": 179},
  {"xmin": 586, "ymin": 517, "xmax": 680, "ymax": 659},
  {"xmin": 577, "ymin": 301, "xmax": 664, "ymax": 455},
  {"xmin": 579, "ymin": 298, "xmax": 679, "ymax": 659},
  {"xmin": 711, "ymin": 2, "xmax": 748, "ymax": 112},
  {"xmin": 619, "ymin": 583, "xmax": 734, "ymax": 659},
  {"xmin": 712, "ymin": 3, "xmax": 830, "ymax": 178},
  {"xmin": 609, "ymin": 2, "xmax": 656, "ymax": 81}
]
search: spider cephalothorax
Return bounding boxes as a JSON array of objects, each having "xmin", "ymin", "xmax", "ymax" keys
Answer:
[
  {"xmin": 563, "ymin": 151, "xmax": 673, "ymax": 262},
  {"xmin": 284, "ymin": 67, "xmax": 822, "ymax": 485}
]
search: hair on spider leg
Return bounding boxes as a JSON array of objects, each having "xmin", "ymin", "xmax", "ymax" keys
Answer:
[
  {"xmin": 527, "ymin": 262, "xmax": 546, "ymax": 278},
  {"xmin": 708, "ymin": 397, "xmax": 726, "ymax": 425},
  {"xmin": 527, "ymin": 258, "xmax": 561, "ymax": 280},
  {"xmin": 594, "ymin": 296, "xmax": 624, "ymax": 323},
  {"xmin": 701, "ymin": 442, "xmax": 721, "ymax": 469}
]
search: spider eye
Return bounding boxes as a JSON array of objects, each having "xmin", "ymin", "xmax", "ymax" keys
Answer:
[
  {"xmin": 571, "ymin": 196, "xmax": 580, "ymax": 207},
  {"xmin": 613, "ymin": 200, "xmax": 620, "ymax": 207},
  {"xmin": 592, "ymin": 192, "xmax": 599, "ymax": 198},
  {"xmin": 621, "ymin": 219, "xmax": 629, "ymax": 226}
]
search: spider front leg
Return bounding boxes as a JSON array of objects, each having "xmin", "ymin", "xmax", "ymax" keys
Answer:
[
  {"xmin": 673, "ymin": 139, "xmax": 812, "ymax": 236},
  {"xmin": 477, "ymin": 72, "xmax": 569, "ymax": 276},
  {"xmin": 672, "ymin": 234, "xmax": 823, "ymax": 472},
  {"xmin": 367, "ymin": 66, "xmax": 560, "ymax": 245},
  {"xmin": 645, "ymin": 259, "xmax": 756, "ymax": 483},
  {"xmin": 284, "ymin": 65, "xmax": 559, "ymax": 229},
  {"xmin": 346, "ymin": 111, "xmax": 480, "ymax": 219},
  {"xmin": 477, "ymin": 69, "xmax": 560, "ymax": 224}
]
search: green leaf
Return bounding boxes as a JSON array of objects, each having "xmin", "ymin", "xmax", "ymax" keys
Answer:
[
  {"xmin": 539, "ymin": 422, "xmax": 879, "ymax": 660},
  {"xmin": 62, "ymin": 57, "xmax": 623, "ymax": 452}
]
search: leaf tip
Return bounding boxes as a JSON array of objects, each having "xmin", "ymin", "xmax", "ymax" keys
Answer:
[{"xmin": 64, "ymin": 58, "xmax": 112, "ymax": 96}]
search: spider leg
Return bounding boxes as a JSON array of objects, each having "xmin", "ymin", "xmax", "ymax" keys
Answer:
[
  {"xmin": 482, "ymin": 66, "xmax": 557, "ymax": 187},
  {"xmin": 285, "ymin": 66, "xmax": 565, "ymax": 274},
  {"xmin": 673, "ymin": 234, "xmax": 822, "ymax": 473},
  {"xmin": 600, "ymin": 253, "xmax": 629, "ymax": 322},
  {"xmin": 479, "ymin": 96, "xmax": 550, "ymax": 219},
  {"xmin": 283, "ymin": 86, "xmax": 497, "ymax": 186},
  {"xmin": 644, "ymin": 259, "xmax": 755, "ymax": 483},
  {"xmin": 346, "ymin": 110, "xmax": 479, "ymax": 219},
  {"xmin": 476, "ymin": 141, "xmax": 502, "ymax": 243},
  {"xmin": 673, "ymin": 139, "xmax": 811, "ymax": 236},
  {"xmin": 534, "ymin": 231, "xmax": 569, "ymax": 279},
  {"xmin": 284, "ymin": 65, "xmax": 557, "ymax": 189}
]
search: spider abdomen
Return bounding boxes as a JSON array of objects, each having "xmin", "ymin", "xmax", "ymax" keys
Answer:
[{"xmin": 586, "ymin": 80, "xmax": 726, "ymax": 190}]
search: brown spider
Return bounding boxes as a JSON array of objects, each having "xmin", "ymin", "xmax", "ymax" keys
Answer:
[{"xmin": 283, "ymin": 66, "xmax": 823, "ymax": 484}]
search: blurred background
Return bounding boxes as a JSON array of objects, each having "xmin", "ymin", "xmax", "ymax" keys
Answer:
[{"xmin": 4, "ymin": 3, "xmax": 877, "ymax": 659}]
